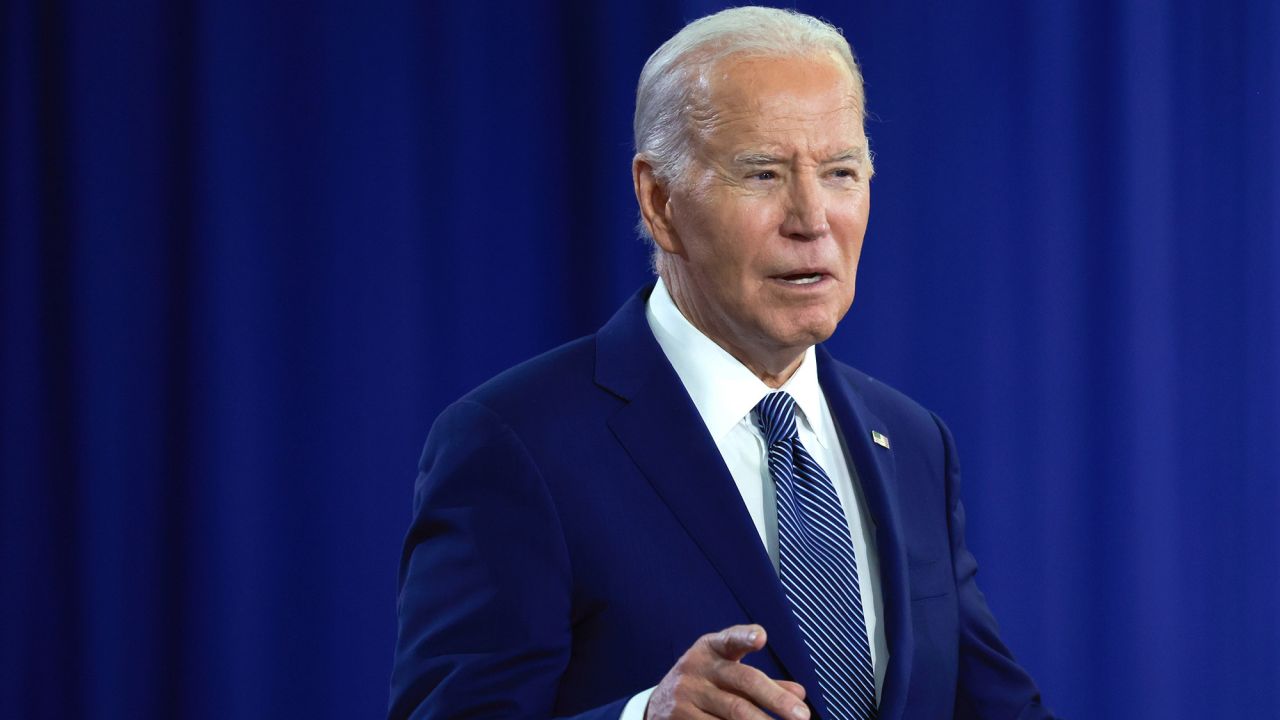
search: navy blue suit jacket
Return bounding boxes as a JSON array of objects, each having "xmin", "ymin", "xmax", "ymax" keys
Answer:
[{"xmin": 391, "ymin": 286, "xmax": 1051, "ymax": 720}]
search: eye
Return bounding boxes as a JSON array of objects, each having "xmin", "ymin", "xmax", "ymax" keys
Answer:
[
  {"xmin": 830, "ymin": 167, "xmax": 859, "ymax": 180},
  {"xmin": 750, "ymin": 170, "xmax": 778, "ymax": 181}
]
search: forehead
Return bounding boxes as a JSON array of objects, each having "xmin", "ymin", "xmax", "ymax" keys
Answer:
[{"xmin": 695, "ymin": 53, "xmax": 865, "ymax": 154}]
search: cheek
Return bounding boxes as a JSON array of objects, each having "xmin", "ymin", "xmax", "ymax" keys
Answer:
[
  {"xmin": 835, "ymin": 192, "xmax": 870, "ymax": 227},
  {"xmin": 848, "ymin": 235, "xmax": 866, "ymax": 263},
  {"xmin": 834, "ymin": 201, "xmax": 870, "ymax": 258},
  {"xmin": 703, "ymin": 210, "xmax": 771, "ymax": 266}
]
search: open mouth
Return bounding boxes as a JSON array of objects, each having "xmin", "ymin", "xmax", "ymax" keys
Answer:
[{"xmin": 776, "ymin": 272, "xmax": 825, "ymax": 285}]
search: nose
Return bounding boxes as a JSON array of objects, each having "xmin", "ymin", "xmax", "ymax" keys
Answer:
[{"xmin": 780, "ymin": 173, "xmax": 829, "ymax": 240}]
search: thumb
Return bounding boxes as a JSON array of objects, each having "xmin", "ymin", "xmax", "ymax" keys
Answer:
[{"xmin": 705, "ymin": 624, "xmax": 767, "ymax": 662}]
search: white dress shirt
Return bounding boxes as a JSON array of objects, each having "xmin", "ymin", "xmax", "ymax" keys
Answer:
[{"xmin": 619, "ymin": 279, "xmax": 887, "ymax": 720}]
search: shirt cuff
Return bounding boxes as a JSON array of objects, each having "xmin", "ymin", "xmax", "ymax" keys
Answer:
[{"xmin": 619, "ymin": 686, "xmax": 657, "ymax": 720}]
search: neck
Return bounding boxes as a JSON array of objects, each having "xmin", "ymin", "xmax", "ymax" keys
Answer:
[
  {"xmin": 662, "ymin": 277, "xmax": 807, "ymax": 389},
  {"xmin": 743, "ymin": 352, "xmax": 806, "ymax": 389}
]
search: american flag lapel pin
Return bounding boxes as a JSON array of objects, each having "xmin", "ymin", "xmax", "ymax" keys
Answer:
[{"xmin": 871, "ymin": 430, "xmax": 890, "ymax": 449}]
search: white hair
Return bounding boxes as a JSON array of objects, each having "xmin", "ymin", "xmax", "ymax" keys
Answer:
[{"xmin": 634, "ymin": 6, "xmax": 866, "ymax": 190}]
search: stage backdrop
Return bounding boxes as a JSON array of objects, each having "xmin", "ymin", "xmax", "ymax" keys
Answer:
[{"xmin": 3, "ymin": 1, "xmax": 1278, "ymax": 718}]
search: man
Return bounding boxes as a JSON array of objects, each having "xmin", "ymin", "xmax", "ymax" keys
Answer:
[{"xmin": 391, "ymin": 7, "xmax": 1053, "ymax": 720}]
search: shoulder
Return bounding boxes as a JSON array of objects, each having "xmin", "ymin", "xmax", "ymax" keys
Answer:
[
  {"xmin": 414, "ymin": 335, "xmax": 600, "ymax": 496},
  {"xmin": 444, "ymin": 333, "xmax": 596, "ymax": 416},
  {"xmin": 822, "ymin": 352, "xmax": 941, "ymax": 427},
  {"xmin": 463, "ymin": 335, "xmax": 598, "ymax": 412},
  {"xmin": 818, "ymin": 349, "xmax": 954, "ymax": 473},
  {"xmin": 423, "ymin": 331, "xmax": 623, "ymax": 461}
]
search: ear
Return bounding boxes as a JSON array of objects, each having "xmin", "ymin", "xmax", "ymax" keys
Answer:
[{"xmin": 632, "ymin": 154, "xmax": 682, "ymax": 255}]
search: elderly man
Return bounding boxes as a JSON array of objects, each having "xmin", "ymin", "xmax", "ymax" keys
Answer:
[{"xmin": 391, "ymin": 7, "xmax": 1052, "ymax": 720}]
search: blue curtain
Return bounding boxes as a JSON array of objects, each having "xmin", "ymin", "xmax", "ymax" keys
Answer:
[{"xmin": 3, "ymin": 1, "xmax": 1277, "ymax": 718}]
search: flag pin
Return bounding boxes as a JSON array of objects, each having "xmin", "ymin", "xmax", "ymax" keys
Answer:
[{"xmin": 871, "ymin": 431, "xmax": 890, "ymax": 449}]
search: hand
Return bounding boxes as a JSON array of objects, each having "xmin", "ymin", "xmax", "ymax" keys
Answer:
[{"xmin": 645, "ymin": 624, "xmax": 809, "ymax": 720}]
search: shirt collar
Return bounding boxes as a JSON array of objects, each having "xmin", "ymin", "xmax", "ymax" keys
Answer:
[{"xmin": 645, "ymin": 279, "xmax": 831, "ymax": 447}]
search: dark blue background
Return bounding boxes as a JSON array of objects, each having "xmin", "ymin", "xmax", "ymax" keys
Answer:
[{"xmin": 3, "ymin": 1, "xmax": 1278, "ymax": 718}]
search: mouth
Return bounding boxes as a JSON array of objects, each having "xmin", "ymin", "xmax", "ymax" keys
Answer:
[{"xmin": 771, "ymin": 270, "xmax": 830, "ymax": 286}]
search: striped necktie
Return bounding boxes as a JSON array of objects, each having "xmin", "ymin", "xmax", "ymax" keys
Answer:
[{"xmin": 754, "ymin": 391, "xmax": 877, "ymax": 720}]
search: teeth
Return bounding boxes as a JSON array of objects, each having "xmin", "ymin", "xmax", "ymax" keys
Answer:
[{"xmin": 783, "ymin": 274, "xmax": 821, "ymax": 285}]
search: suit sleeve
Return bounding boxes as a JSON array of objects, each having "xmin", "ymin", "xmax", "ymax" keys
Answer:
[
  {"xmin": 389, "ymin": 399, "xmax": 630, "ymax": 720},
  {"xmin": 933, "ymin": 414, "xmax": 1056, "ymax": 720}
]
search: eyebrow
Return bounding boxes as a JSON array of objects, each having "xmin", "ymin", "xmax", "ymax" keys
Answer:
[
  {"xmin": 732, "ymin": 147, "xmax": 868, "ymax": 166},
  {"xmin": 734, "ymin": 152, "xmax": 785, "ymax": 166},
  {"xmin": 825, "ymin": 147, "xmax": 867, "ymax": 163}
]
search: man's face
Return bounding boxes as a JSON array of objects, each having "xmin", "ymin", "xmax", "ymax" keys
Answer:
[{"xmin": 653, "ymin": 53, "xmax": 872, "ymax": 375}]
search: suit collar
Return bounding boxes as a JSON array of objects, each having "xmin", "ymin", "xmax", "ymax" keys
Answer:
[{"xmin": 593, "ymin": 285, "xmax": 658, "ymax": 401}]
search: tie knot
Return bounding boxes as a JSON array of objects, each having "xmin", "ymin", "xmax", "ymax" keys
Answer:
[{"xmin": 753, "ymin": 391, "xmax": 799, "ymax": 447}]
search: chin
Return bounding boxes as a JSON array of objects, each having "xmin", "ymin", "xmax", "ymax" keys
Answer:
[
  {"xmin": 785, "ymin": 310, "xmax": 843, "ymax": 343},
  {"xmin": 770, "ymin": 322, "xmax": 837, "ymax": 350}
]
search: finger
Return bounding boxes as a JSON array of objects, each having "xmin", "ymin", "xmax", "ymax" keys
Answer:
[
  {"xmin": 696, "ymin": 685, "xmax": 778, "ymax": 720},
  {"xmin": 776, "ymin": 680, "xmax": 806, "ymax": 700},
  {"xmin": 705, "ymin": 624, "xmax": 767, "ymax": 662},
  {"xmin": 711, "ymin": 662, "xmax": 810, "ymax": 720}
]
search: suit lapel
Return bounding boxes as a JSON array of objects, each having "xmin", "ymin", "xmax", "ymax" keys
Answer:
[
  {"xmin": 817, "ymin": 348, "xmax": 913, "ymax": 720},
  {"xmin": 595, "ymin": 289, "xmax": 831, "ymax": 718}
]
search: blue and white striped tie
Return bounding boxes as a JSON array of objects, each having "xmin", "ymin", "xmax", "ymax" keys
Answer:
[{"xmin": 754, "ymin": 391, "xmax": 877, "ymax": 720}]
